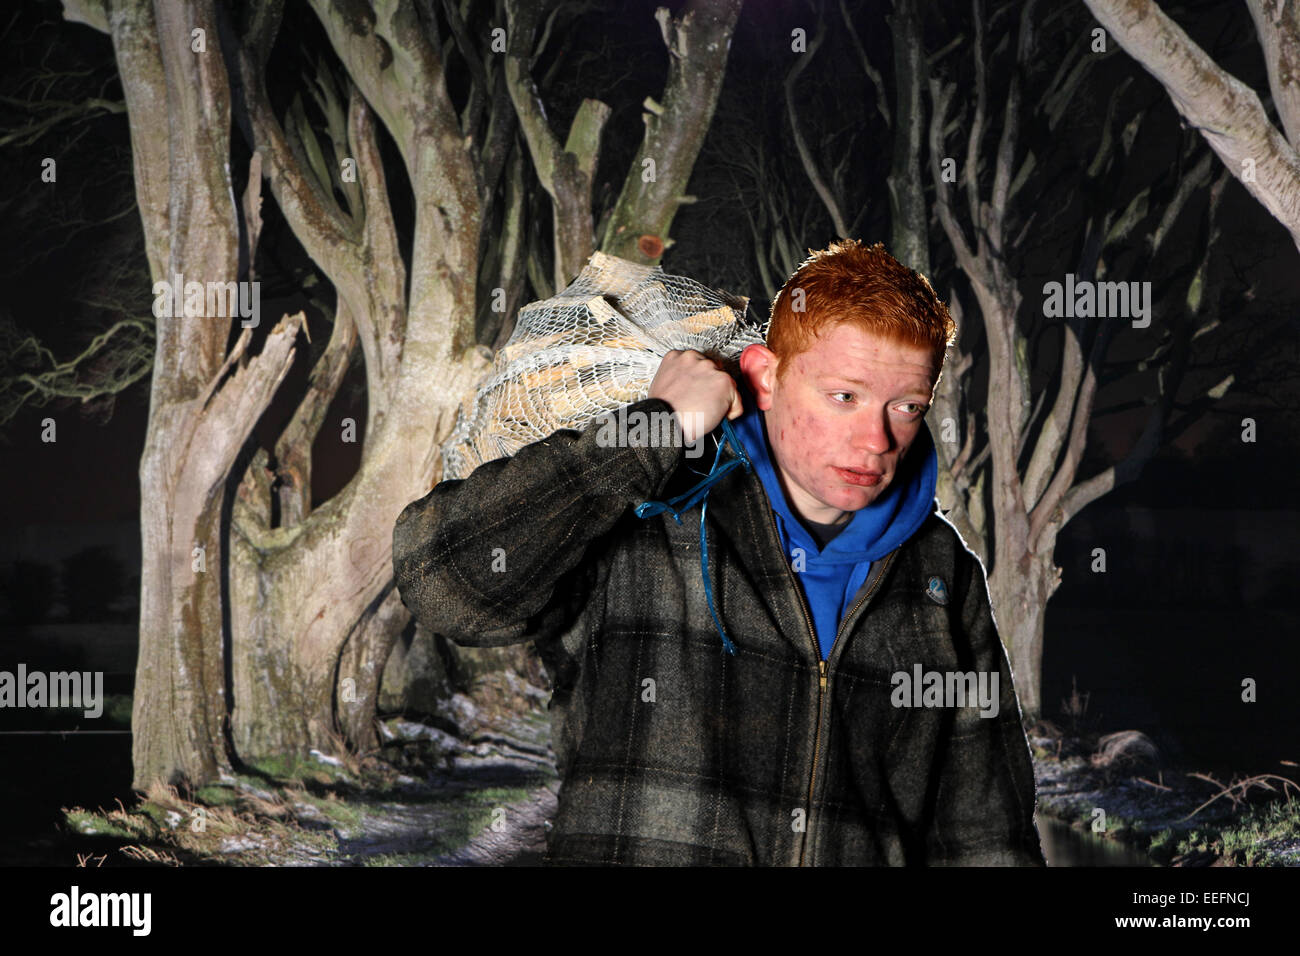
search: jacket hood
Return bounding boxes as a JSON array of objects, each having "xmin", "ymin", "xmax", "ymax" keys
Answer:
[{"xmin": 730, "ymin": 376, "xmax": 938, "ymax": 567}]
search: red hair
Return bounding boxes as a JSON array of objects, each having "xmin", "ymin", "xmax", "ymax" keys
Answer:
[{"xmin": 767, "ymin": 239, "xmax": 956, "ymax": 388}]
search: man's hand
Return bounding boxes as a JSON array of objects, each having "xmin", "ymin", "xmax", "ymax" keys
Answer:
[{"xmin": 647, "ymin": 349, "xmax": 745, "ymax": 444}]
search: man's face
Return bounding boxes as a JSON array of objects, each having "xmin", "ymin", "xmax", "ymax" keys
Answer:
[{"xmin": 739, "ymin": 323, "xmax": 937, "ymax": 526}]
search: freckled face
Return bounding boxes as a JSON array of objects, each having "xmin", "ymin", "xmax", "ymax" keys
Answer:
[{"xmin": 746, "ymin": 324, "xmax": 937, "ymax": 525}]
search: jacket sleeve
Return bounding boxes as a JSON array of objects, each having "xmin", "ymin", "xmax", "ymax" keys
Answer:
[
  {"xmin": 925, "ymin": 545, "xmax": 1048, "ymax": 866},
  {"xmin": 392, "ymin": 397, "xmax": 685, "ymax": 648}
]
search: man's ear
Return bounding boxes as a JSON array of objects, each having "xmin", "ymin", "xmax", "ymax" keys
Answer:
[{"xmin": 739, "ymin": 344, "xmax": 779, "ymax": 411}]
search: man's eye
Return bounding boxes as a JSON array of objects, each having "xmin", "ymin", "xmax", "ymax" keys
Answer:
[
  {"xmin": 830, "ymin": 392, "xmax": 854, "ymax": 403},
  {"xmin": 899, "ymin": 403, "xmax": 927, "ymax": 416}
]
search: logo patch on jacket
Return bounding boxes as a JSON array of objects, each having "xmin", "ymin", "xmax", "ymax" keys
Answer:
[{"xmin": 925, "ymin": 576, "xmax": 949, "ymax": 606}]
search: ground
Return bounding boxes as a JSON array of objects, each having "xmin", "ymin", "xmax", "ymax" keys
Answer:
[
  {"xmin": 52, "ymin": 693, "xmax": 1300, "ymax": 867},
  {"xmin": 1029, "ymin": 719, "xmax": 1300, "ymax": 867},
  {"xmin": 59, "ymin": 695, "xmax": 559, "ymax": 867}
]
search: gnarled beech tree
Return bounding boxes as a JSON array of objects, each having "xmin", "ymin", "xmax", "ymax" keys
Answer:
[{"xmin": 63, "ymin": 0, "xmax": 741, "ymax": 790}]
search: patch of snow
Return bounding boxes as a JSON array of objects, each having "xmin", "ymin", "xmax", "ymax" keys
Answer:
[
  {"xmin": 293, "ymin": 802, "xmax": 328, "ymax": 822},
  {"xmin": 441, "ymin": 693, "xmax": 479, "ymax": 731},
  {"xmin": 389, "ymin": 720, "xmax": 461, "ymax": 754},
  {"xmin": 219, "ymin": 835, "xmax": 263, "ymax": 854},
  {"xmin": 235, "ymin": 781, "xmax": 278, "ymax": 802},
  {"xmin": 310, "ymin": 748, "xmax": 344, "ymax": 767},
  {"xmin": 504, "ymin": 669, "xmax": 550, "ymax": 705}
]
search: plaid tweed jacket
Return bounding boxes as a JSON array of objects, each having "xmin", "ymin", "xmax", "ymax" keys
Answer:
[{"xmin": 393, "ymin": 397, "xmax": 1046, "ymax": 866}]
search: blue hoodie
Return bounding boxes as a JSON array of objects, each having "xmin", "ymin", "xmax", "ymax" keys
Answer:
[{"xmin": 729, "ymin": 378, "xmax": 938, "ymax": 660}]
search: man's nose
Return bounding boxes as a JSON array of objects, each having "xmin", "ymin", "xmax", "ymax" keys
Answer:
[{"xmin": 852, "ymin": 407, "xmax": 894, "ymax": 455}]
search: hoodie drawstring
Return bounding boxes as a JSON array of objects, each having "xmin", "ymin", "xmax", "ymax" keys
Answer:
[{"xmin": 633, "ymin": 416, "xmax": 752, "ymax": 655}]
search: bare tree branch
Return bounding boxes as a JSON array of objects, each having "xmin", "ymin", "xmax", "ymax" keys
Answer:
[
  {"xmin": 1246, "ymin": 0, "xmax": 1300, "ymax": 151},
  {"xmin": 601, "ymin": 0, "xmax": 745, "ymax": 263},
  {"xmin": 840, "ymin": 0, "xmax": 889, "ymax": 127},
  {"xmin": 784, "ymin": 15, "xmax": 849, "ymax": 238},
  {"xmin": 1084, "ymin": 0, "xmax": 1300, "ymax": 252}
]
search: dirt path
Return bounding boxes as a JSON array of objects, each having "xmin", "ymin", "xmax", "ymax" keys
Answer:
[{"xmin": 321, "ymin": 713, "xmax": 562, "ymax": 867}]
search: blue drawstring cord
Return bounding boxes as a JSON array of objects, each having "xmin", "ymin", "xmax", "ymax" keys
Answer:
[{"xmin": 634, "ymin": 417, "xmax": 753, "ymax": 655}]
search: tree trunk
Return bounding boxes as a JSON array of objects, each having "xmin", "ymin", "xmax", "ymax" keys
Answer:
[
  {"xmin": 119, "ymin": 0, "xmax": 307, "ymax": 789},
  {"xmin": 988, "ymin": 536, "xmax": 1063, "ymax": 720},
  {"xmin": 887, "ymin": 0, "xmax": 929, "ymax": 273},
  {"xmin": 228, "ymin": 348, "xmax": 491, "ymax": 758}
]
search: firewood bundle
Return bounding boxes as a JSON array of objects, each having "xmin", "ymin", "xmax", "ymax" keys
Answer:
[{"xmin": 441, "ymin": 251, "xmax": 766, "ymax": 480}]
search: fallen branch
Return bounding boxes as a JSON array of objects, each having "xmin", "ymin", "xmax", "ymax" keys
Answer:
[{"xmin": 1177, "ymin": 771, "xmax": 1300, "ymax": 822}]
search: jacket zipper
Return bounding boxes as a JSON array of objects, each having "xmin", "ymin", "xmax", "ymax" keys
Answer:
[
  {"xmin": 759, "ymin": 507, "xmax": 821, "ymax": 866},
  {"xmin": 740, "ymin": 435, "xmax": 897, "ymax": 865},
  {"xmin": 767, "ymin": 501, "xmax": 896, "ymax": 867}
]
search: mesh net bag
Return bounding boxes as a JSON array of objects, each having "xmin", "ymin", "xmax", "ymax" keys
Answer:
[{"xmin": 442, "ymin": 251, "xmax": 768, "ymax": 480}]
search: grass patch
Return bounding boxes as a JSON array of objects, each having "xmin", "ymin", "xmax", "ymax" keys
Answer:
[
  {"xmin": 1104, "ymin": 814, "xmax": 1132, "ymax": 837},
  {"xmin": 1199, "ymin": 798, "xmax": 1300, "ymax": 866},
  {"xmin": 64, "ymin": 808, "xmax": 136, "ymax": 840},
  {"xmin": 362, "ymin": 851, "xmax": 444, "ymax": 867},
  {"xmin": 194, "ymin": 785, "xmax": 242, "ymax": 806},
  {"xmin": 246, "ymin": 754, "xmax": 336, "ymax": 786},
  {"xmin": 1147, "ymin": 827, "xmax": 1176, "ymax": 864},
  {"xmin": 292, "ymin": 790, "xmax": 366, "ymax": 829}
]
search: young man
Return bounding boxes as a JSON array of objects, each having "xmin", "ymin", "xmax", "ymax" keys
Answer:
[{"xmin": 393, "ymin": 239, "xmax": 1046, "ymax": 866}]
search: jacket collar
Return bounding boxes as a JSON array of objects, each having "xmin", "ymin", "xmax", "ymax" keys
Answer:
[{"xmin": 692, "ymin": 443, "xmax": 815, "ymax": 652}]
